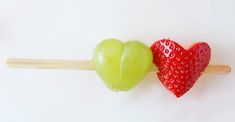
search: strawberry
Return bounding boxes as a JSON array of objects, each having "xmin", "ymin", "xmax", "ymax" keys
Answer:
[{"xmin": 151, "ymin": 39, "xmax": 211, "ymax": 97}]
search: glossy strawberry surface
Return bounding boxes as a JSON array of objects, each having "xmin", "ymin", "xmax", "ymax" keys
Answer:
[{"xmin": 151, "ymin": 39, "xmax": 211, "ymax": 97}]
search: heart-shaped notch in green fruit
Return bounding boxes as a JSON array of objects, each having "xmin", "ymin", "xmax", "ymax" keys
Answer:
[{"xmin": 93, "ymin": 39, "xmax": 153, "ymax": 91}]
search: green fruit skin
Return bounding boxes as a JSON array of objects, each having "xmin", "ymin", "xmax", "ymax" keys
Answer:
[{"xmin": 93, "ymin": 39, "xmax": 153, "ymax": 91}]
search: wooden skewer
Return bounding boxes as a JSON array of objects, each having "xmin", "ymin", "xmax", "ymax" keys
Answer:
[
  {"xmin": 7, "ymin": 58, "xmax": 94, "ymax": 70},
  {"xmin": 6, "ymin": 58, "xmax": 231, "ymax": 74}
]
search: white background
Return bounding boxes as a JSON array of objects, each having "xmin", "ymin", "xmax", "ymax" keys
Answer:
[{"xmin": 0, "ymin": 0, "xmax": 234, "ymax": 122}]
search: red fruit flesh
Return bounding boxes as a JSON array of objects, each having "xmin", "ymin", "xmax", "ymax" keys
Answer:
[{"xmin": 151, "ymin": 39, "xmax": 211, "ymax": 97}]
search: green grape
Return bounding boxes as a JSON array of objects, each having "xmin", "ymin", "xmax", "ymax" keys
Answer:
[{"xmin": 93, "ymin": 39, "xmax": 153, "ymax": 91}]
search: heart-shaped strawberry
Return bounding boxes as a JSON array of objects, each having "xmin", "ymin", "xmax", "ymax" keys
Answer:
[{"xmin": 151, "ymin": 39, "xmax": 211, "ymax": 97}]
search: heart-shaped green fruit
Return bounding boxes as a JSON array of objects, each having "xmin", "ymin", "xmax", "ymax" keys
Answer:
[{"xmin": 93, "ymin": 39, "xmax": 153, "ymax": 91}]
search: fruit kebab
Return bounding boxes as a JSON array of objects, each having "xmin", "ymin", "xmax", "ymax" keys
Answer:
[{"xmin": 6, "ymin": 38, "xmax": 231, "ymax": 97}]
